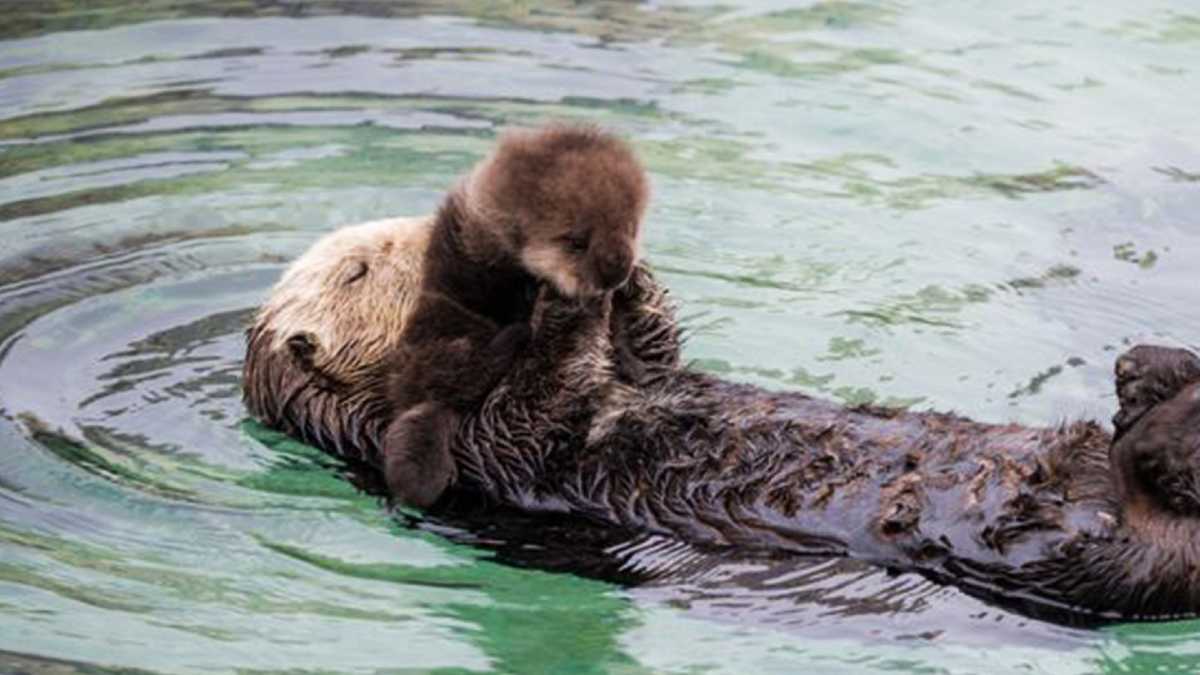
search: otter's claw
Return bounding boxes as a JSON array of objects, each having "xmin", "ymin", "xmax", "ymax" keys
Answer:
[{"xmin": 1113, "ymin": 345, "xmax": 1200, "ymax": 439}]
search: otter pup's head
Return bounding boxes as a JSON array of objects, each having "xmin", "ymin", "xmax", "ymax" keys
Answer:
[{"xmin": 464, "ymin": 124, "xmax": 649, "ymax": 298}]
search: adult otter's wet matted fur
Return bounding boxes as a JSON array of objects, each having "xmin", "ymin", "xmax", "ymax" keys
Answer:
[
  {"xmin": 452, "ymin": 288, "xmax": 1200, "ymax": 622},
  {"xmin": 381, "ymin": 124, "xmax": 650, "ymax": 507}
]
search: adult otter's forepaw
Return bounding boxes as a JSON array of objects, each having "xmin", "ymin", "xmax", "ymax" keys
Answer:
[{"xmin": 1113, "ymin": 345, "xmax": 1200, "ymax": 439}]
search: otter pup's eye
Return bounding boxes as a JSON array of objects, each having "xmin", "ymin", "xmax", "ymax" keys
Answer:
[{"xmin": 562, "ymin": 234, "xmax": 589, "ymax": 254}]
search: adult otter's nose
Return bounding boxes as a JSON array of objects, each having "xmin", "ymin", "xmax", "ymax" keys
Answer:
[{"xmin": 594, "ymin": 251, "xmax": 633, "ymax": 290}]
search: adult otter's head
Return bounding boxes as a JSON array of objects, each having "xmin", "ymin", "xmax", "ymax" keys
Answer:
[
  {"xmin": 250, "ymin": 216, "xmax": 432, "ymax": 388},
  {"xmin": 462, "ymin": 124, "xmax": 649, "ymax": 298}
]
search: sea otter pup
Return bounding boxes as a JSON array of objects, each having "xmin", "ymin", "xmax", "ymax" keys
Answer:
[
  {"xmin": 379, "ymin": 124, "xmax": 650, "ymax": 507},
  {"xmin": 449, "ymin": 287, "xmax": 1200, "ymax": 622},
  {"xmin": 243, "ymin": 130, "xmax": 677, "ymax": 506}
]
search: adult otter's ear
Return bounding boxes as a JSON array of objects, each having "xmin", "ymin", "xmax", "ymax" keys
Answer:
[
  {"xmin": 1113, "ymin": 345, "xmax": 1200, "ymax": 440},
  {"xmin": 284, "ymin": 331, "xmax": 342, "ymax": 391},
  {"xmin": 286, "ymin": 332, "xmax": 319, "ymax": 370}
]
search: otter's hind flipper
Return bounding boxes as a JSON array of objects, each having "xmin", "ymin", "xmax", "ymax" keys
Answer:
[
  {"xmin": 1113, "ymin": 345, "xmax": 1200, "ymax": 440},
  {"xmin": 1112, "ymin": 381, "xmax": 1200, "ymax": 517}
]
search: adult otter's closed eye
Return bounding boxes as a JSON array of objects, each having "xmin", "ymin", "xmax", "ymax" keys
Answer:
[{"xmin": 380, "ymin": 124, "xmax": 650, "ymax": 508}]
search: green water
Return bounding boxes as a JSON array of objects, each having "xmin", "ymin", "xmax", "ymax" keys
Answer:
[{"xmin": 1, "ymin": 2, "xmax": 1199, "ymax": 672}]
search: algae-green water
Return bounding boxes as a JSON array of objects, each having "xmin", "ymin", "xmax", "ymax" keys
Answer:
[{"xmin": 2, "ymin": 2, "xmax": 1199, "ymax": 673}]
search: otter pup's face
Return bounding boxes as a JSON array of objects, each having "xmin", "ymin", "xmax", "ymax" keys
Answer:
[
  {"xmin": 471, "ymin": 124, "xmax": 649, "ymax": 298},
  {"xmin": 516, "ymin": 170, "xmax": 644, "ymax": 298}
]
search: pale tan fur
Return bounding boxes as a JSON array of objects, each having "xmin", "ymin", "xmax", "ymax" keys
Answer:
[
  {"xmin": 519, "ymin": 242, "xmax": 583, "ymax": 298},
  {"xmin": 255, "ymin": 216, "xmax": 432, "ymax": 382}
]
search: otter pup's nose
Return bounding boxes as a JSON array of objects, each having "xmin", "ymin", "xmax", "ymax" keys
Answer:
[{"xmin": 595, "ymin": 252, "xmax": 633, "ymax": 290}]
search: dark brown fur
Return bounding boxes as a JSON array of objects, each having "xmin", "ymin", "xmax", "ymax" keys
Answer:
[
  {"xmin": 450, "ymin": 289, "xmax": 1200, "ymax": 622},
  {"xmin": 380, "ymin": 124, "xmax": 650, "ymax": 507}
]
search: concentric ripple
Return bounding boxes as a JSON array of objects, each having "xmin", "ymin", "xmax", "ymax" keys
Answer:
[{"xmin": 2, "ymin": 2, "xmax": 1200, "ymax": 673}]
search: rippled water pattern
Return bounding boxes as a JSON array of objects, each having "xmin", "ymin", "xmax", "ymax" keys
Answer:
[{"xmin": 1, "ymin": 2, "xmax": 1199, "ymax": 672}]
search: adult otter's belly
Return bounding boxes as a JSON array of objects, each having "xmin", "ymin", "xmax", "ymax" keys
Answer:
[
  {"xmin": 664, "ymin": 385, "xmax": 1117, "ymax": 570},
  {"xmin": 459, "ymin": 369, "xmax": 1115, "ymax": 583}
]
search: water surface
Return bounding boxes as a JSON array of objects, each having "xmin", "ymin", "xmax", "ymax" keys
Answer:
[{"xmin": 2, "ymin": 2, "xmax": 1200, "ymax": 672}]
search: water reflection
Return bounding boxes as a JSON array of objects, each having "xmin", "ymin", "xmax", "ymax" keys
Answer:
[{"xmin": 2, "ymin": 0, "xmax": 1200, "ymax": 672}]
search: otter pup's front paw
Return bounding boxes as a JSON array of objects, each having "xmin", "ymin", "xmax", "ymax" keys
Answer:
[
  {"xmin": 1113, "ymin": 345, "xmax": 1200, "ymax": 439},
  {"xmin": 532, "ymin": 284, "xmax": 612, "ymax": 329},
  {"xmin": 615, "ymin": 264, "xmax": 654, "ymax": 303}
]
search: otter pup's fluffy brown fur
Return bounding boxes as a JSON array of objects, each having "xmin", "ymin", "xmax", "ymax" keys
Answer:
[{"xmin": 381, "ymin": 124, "xmax": 650, "ymax": 507}]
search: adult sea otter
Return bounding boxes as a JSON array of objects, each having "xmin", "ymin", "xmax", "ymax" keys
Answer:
[{"xmin": 242, "ymin": 146, "xmax": 1200, "ymax": 624}]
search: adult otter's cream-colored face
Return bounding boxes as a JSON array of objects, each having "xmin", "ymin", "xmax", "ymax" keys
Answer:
[
  {"xmin": 466, "ymin": 125, "xmax": 649, "ymax": 299},
  {"xmin": 255, "ymin": 216, "xmax": 432, "ymax": 381}
]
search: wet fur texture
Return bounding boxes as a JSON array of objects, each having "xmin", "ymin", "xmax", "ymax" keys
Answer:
[
  {"xmin": 378, "ymin": 125, "xmax": 649, "ymax": 507},
  {"xmin": 448, "ymin": 291, "xmax": 1200, "ymax": 622}
]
